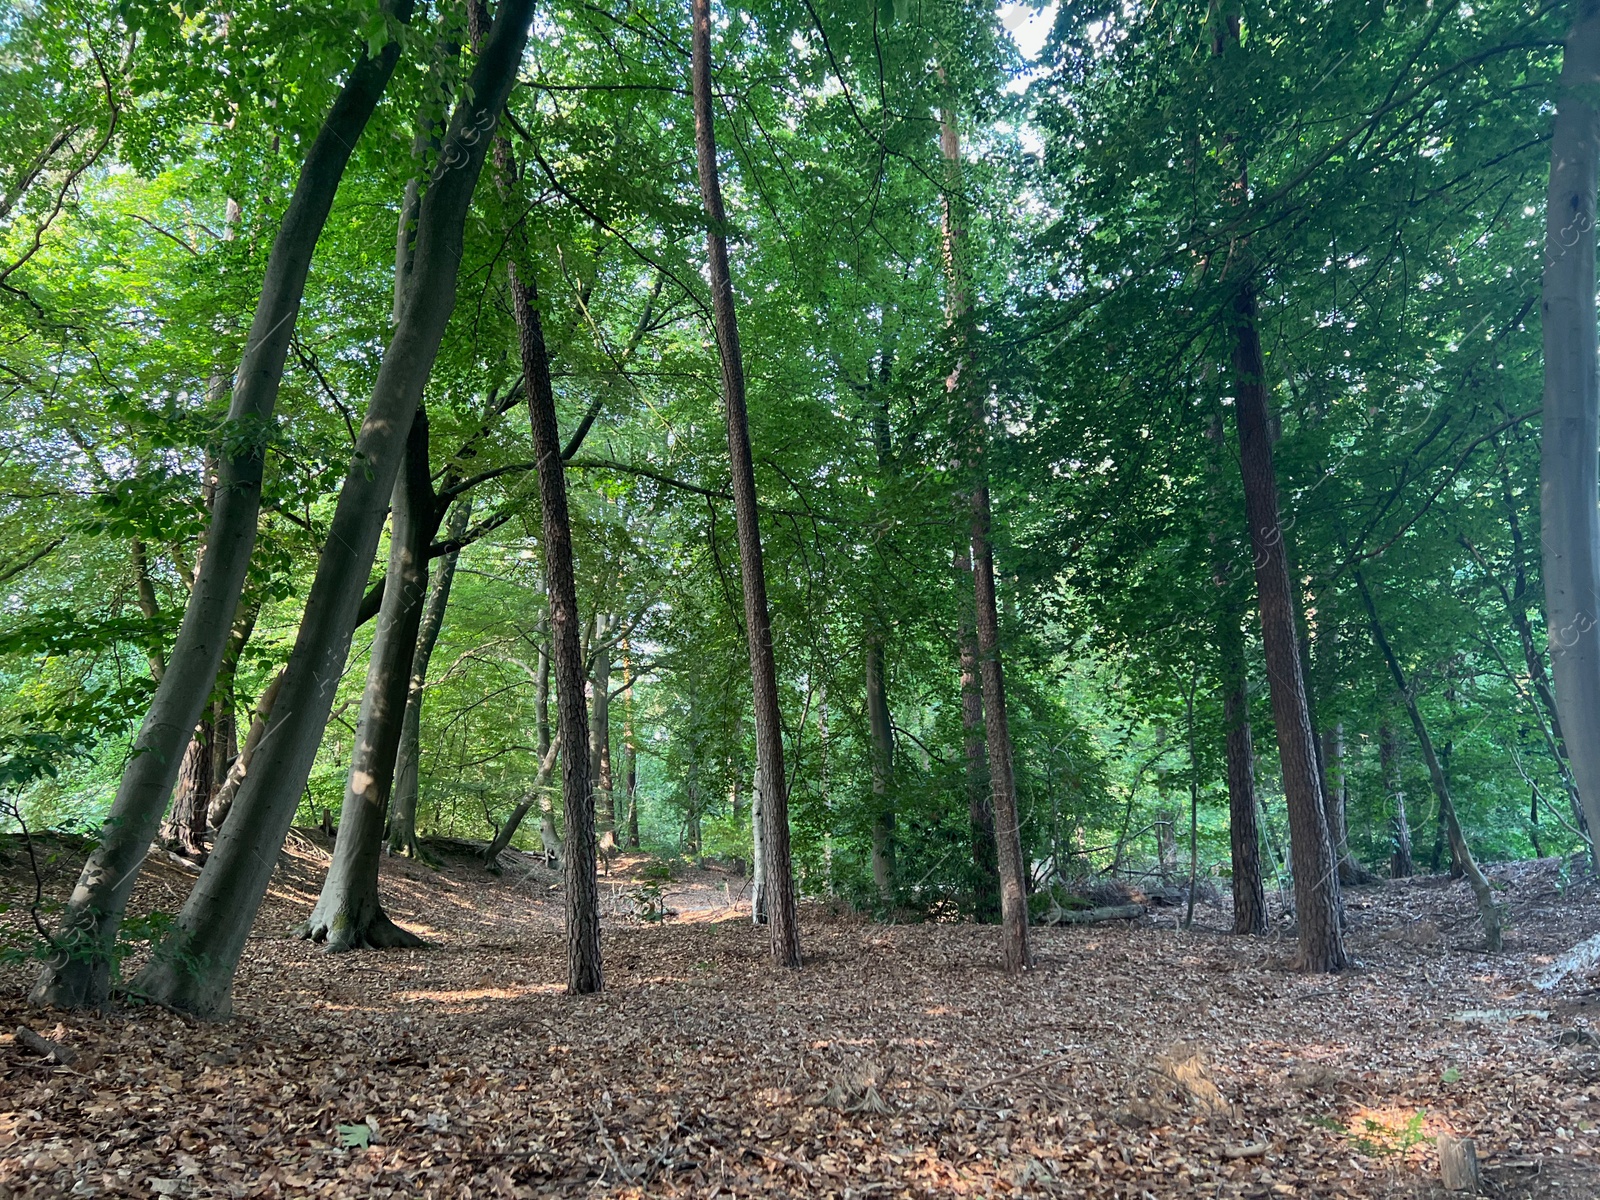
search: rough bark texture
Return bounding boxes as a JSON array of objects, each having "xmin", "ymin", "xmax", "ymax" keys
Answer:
[
  {"xmin": 299, "ymin": 410, "xmax": 433, "ymax": 952},
  {"xmin": 390, "ymin": 497, "xmax": 471, "ymax": 857},
  {"xmin": 1229, "ymin": 281, "xmax": 1346, "ymax": 973},
  {"xmin": 958, "ymin": 583, "xmax": 999, "ymax": 923},
  {"xmin": 30, "ymin": 5, "xmax": 412, "ymax": 1011},
  {"xmin": 160, "ymin": 722, "xmax": 212, "ymax": 862},
  {"xmin": 692, "ymin": 0, "xmax": 800, "ymax": 968},
  {"xmin": 1219, "ymin": 606, "xmax": 1267, "ymax": 935},
  {"xmin": 512, "ymin": 264, "xmax": 602, "ymax": 994},
  {"xmin": 865, "ymin": 638, "xmax": 896, "ymax": 907},
  {"xmin": 127, "ymin": 1, "xmax": 533, "ymax": 1018},
  {"xmin": 1542, "ymin": 0, "xmax": 1600, "ymax": 864},
  {"xmin": 1357, "ymin": 572, "xmax": 1502, "ymax": 949}
]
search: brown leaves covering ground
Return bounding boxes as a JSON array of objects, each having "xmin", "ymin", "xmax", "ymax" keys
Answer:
[{"xmin": 1, "ymin": 835, "xmax": 1598, "ymax": 1199}]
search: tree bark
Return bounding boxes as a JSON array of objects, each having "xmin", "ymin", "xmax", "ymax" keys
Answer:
[
  {"xmin": 512, "ymin": 265, "xmax": 601, "ymax": 994},
  {"xmin": 209, "ymin": 669, "xmax": 284, "ymax": 830},
  {"xmin": 159, "ymin": 722, "xmax": 212, "ymax": 862},
  {"xmin": 127, "ymin": 0, "xmax": 533, "ymax": 1018},
  {"xmin": 31, "ymin": 4, "xmax": 414, "ymax": 1011},
  {"xmin": 865, "ymin": 637, "xmax": 896, "ymax": 907},
  {"xmin": 389, "ymin": 497, "xmax": 471, "ymax": 857},
  {"xmin": 299, "ymin": 409, "xmax": 433, "ymax": 952},
  {"xmin": 1357, "ymin": 570, "xmax": 1503, "ymax": 950},
  {"xmin": 1228, "ymin": 281, "xmax": 1345, "ymax": 973},
  {"xmin": 622, "ymin": 639, "xmax": 640, "ymax": 848},
  {"xmin": 1219, "ymin": 605, "xmax": 1267, "ymax": 934},
  {"xmin": 481, "ymin": 741, "xmax": 560, "ymax": 868},
  {"xmin": 958, "ymin": 577, "xmax": 999, "ymax": 923},
  {"xmin": 591, "ymin": 614, "xmax": 616, "ymax": 854},
  {"xmin": 691, "ymin": 0, "xmax": 800, "ymax": 968},
  {"xmin": 1542, "ymin": 0, "xmax": 1600, "ymax": 867}
]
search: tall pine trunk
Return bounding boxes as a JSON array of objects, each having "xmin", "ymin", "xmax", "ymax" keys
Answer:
[
  {"xmin": 1357, "ymin": 571, "xmax": 1503, "ymax": 949},
  {"xmin": 127, "ymin": 0, "xmax": 535, "ymax": 1018},
  {"xmin": 1542, "ymin": 0, "xmax": 1600, "ymax": 866},
  {"xmin": 1228, "ymin": 281, "xmax": 1345, "ymax": 972},
  {"xmin": 31, "ymin": 4, "xmax": 414, "ymax": 1010},
  {"xmin": 298, "ymin": 410, "xmax": 433, "ymax": 951},
  {"xmin": 511, "ymin": 265, "xmax": 601, "ymax": 994},
  {"xmin": 390, "ymin": 497, "xmax": 471, "ymax": 857},
  {"xmin": 691, "ymin": 0, "xmax": 800, "ymax": 968}
]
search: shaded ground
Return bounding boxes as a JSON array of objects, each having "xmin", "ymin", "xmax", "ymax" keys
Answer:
[{"xmin": 1, "ymin": 834, "xmax": 1597, "ymax": 1198}]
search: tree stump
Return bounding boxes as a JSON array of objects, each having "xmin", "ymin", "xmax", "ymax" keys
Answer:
[{"xmin": 1438, "ymin": 1134, "xmax": 1480, "ymax": 1193}]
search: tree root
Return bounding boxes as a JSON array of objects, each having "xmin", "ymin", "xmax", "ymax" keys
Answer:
[{"xmin": 295, "ymin": 906, "xmax": 425, "ymax": 953}]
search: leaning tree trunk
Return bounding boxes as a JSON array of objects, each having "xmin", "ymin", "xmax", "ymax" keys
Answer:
[
  {"xmin": 1229, "ymin": 280, "xmax": 1345, "ymax": 973},
  {"xmin": 1219, "ymin": 603, "xmax": 1268, "ymax": 934},
  {"xmin": 298, "ymin": 410, "xmax": 433, "ymax": 952},
  {"xmin": 957, "ymin": 580, "xmax": 999, "ymax": 923},
  {"xmin": 209, "ymin": 669, "xmax": 284, "ymax": 830},
  {"xmin": 390, "ymin": 497, "xmax": 471, "ymax": 857},
  {"xmin": 481, "ymin": 742, "xmax": 560, "ymax": 869},
  {"xmin": 865, "ymin": 637, "xmax": 897, "ymax": 907},
  {"xmin": 511, "ymin": 266, "xmax": 601, "ymax": 994},
  {"xmin": 1543, "ymin": 0, "xmax": 1600, "ymax": 866},
  {"xmin": 127, "ymin": 1, "xmax": 534, "ymax": 1018},
  {"xmin": 691, "ymin": 0, "xmax": 800, "ymax": 968},
  {"xmin": 1357, "ymin": 571, "xmax": 1503, "ymax": 949},
  {"xmin": 30, "ymin": 3, "xmax": 414, "ymax": 1012}
]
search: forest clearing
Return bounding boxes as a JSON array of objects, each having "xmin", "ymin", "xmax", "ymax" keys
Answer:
[
  {"xmin": 9, "ymin": 0, "xmax": 1600, "ymax": 1194},
  {"xmin": 2, "ymin": 836, "xmax": 1599, "ymax": 1198}
]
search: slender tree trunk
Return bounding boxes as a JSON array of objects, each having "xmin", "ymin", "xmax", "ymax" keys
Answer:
[
  {"xmin": 481, "ymin": 741, "xmax": 560, "ymax": 868},
  {"xmin": 299, "ymin": 410, "xmax": 433, "ymax": 951},
  {"xmin": 1542, "ymin": 0, "xmax": 1600, "ymax": 867},
  {"xmin": 30, "ymin": 5, "xmax": 414, "ymax": 1011},
  {"xmin": 750, "ymin": 762, "xmax": 767, "ymax": 924},
  {"xmin": 1356, "ymin": 571, "xmax": 1503, "ymax": 949},
  {"xmin": 209, "ymin": 669, "xmax": 284, "ymax": 830},
  {"xmin": 1219, "ymin": 605, "xmax": 1267, "ymax": 934},
  {"xmin": 865, "ymin": 638, "xmax": 896, "ymax": 907},
  {"xmin": 622, "ymin": 640, "xmax": 639, "ymax": 849},
  {"xmin": 958, "ymin": 578, "xmax": 999, "ymax": 923},
  {"xmin": 534, "ymin": 621, "xmax": 562, "ymax": 863},
  {"xmin": 938, "ymin": 91, "xmax": 1029, "ymax": 971},
  {"xmin": 591, "ymin": 614, "xmax": 616, "ymax": 854},
  {"xmin": 1228, "ymin": 282, "xmax": 1345, "ymax": 973},
  {"xmin": 127, "ymin": 2, "xmax": 533, "ymax": 1018},
  {"xmin": 1381, "ymin": 720, "xmax": 1413, "ymax": 877},
  {"xmin": 691, "ymin": 0, "xmax": 800, "ymax": 968},
  {"xmin": 129, "ymin": 536, "xmax": 166, "ymax": 682},
  {"xmin": 511, "ymin": 267, "xmax": 601, "ymax": 994},
  {"xmin": 390, "ymin": 497, "xmax": 471, "ymax": 857}
]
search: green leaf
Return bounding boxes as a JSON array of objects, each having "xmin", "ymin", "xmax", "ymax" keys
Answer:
[{"xmin": 338, "ymin": 1123, "xmax": 371, "ymax": 1149}]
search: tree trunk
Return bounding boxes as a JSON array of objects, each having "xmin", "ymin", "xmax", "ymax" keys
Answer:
[
  {"xmin": 1228, "ymin": 281, "xmax": 1346, "ymax": 973},
  {"xmin": 127, "ymin": 1, "xmax": 533, "ymax": 1018},
  {"xmin": 535, "ymin": 625, "xmax": 561, "ymax": 863},
  {"xmin": 390, "ymin": 497, "xmax": 471, "ymax": 857},
  {"xmin": 622, "ymin": 640, "xmax": 640, "ymax": 849},
  {"xmin": 691, "ymin": 0, "xmax": 800, "ymax": 969},
  {"xmin": 299, "ymin": 410, "xmax": 433, "ymax": 952},
  {"xmin": 1382, "ymin": 720, "xmax": 1413, "ymax": 878},
  {"xmin": 209, "ymin": 669, "xmax": 284, "ymax": 830},
  {"xmin": 1219, "ymin": 606, "xmax": 1267, "ymax": 934},
  {"xmin": 481, "ymin": 741, "xmax": 560, "ymax": 868},
  {"xmin": 1542, "ymin": 0, "xmax": 1600, "ymax": 867},
  {"xmin": 30, "ymin": 5, "xmax": 414, "ymax": 1012},
  {"xmin": 865, "ymin": 637, "xmax": 896, "ymax": 907},
  {"xmin": 1357, "ymin": 571, "xmax": 1502, "ymax": 949},
  {"xmin": 958, "ymin": 583, "xmax": 999, "ymax": 923},
  {"xmin": 160, "ymin": 721, "xmax": 212, "ymax": 862},
  {"xmin": 750, "ymin": 763, "xmax": 768, "ymax": 925},
  {"xmin": 511, "ymin": 266, "xmax": 601, "ymax": 994},
  {"xmin": 591, "ymin": 614, "xmax": 616, "ymax": 854}
]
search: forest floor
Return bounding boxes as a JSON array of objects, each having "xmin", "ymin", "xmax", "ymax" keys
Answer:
[{"xmin": 1, "ymin": 833, "xmax": 1598, "ymax": 1199}]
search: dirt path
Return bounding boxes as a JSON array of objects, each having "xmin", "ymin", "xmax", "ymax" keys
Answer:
[{"xmin": 2, "ymin": 837, "xmax": 1597, "ymax": 1198}]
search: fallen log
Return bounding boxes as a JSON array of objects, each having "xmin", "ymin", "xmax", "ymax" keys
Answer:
[{"xmin": 1044, "ymin": 902, "xmax": 1145, "ymax": 926}]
